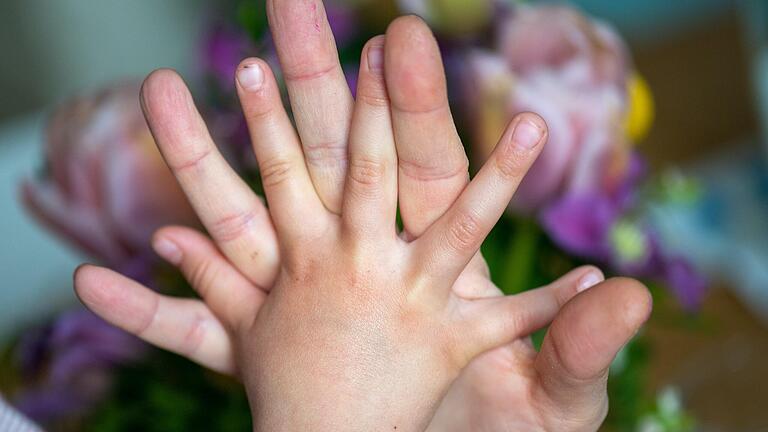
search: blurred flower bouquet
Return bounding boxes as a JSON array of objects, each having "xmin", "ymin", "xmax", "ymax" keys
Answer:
[{"xmin": 0, "ymin": 1, "xmax": 703, "ymax": 431}]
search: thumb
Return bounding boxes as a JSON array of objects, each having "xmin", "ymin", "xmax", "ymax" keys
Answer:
[{"xmin": 534, "ymin": 277, "xmax": 652, "ymax": 430}]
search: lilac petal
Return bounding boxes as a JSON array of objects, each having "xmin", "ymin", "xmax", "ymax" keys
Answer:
[
  {"xmin": 613, "ymin": 151, "xmax": 648, "ymax": 210},
  {"xmin": 326, "ymin": 5, "xmax": 358, "ymax": 47},
  {"xmin": 202, "ymin": 25, "xmax": 252, "ymax": 89},
  {"xmin": 15, "ymin": 369, "xmax": 111, "ymax": 424},
  {"xmin": 114, "ymin": 253, "xmax": 155, "ymax": 286},
  {"xmin": 540, "ymin": 192, "xmax": 618, "ymax": 259},
  {"xmin": 13, "ymin": 309, "xmax": 146, "ymax": 423},
  {"xmin": 15, "ymin": 387, "xmax": 86, "ymax": 423},
  {"xmin": 49, "ymin": 310, "xmax": 145, "ymax": 362},
  {"xmin": 14, "ymin": 325, "xmax": 53, "ymax": 378},
  {"xmin": 663, "ymin": 257, "xmax": 707, "ymax": 311},
  {"xmin": 49, "ymin": 346, "xmax": 106, "ymax": 385}
]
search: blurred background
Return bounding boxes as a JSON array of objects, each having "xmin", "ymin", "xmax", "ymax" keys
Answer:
[
  {"xmin": 0, "ymin": 0, "xmax": 206, "ymax": 341},
  {"xmin": 0, "ymin": 0, "xmax": 766, "ymax": 431}
]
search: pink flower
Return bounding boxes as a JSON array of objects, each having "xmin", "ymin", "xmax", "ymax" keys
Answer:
[
  {"xmin": 465, "ymin": 4, "xmax": 633, "ymax": 212},
  {"xmin": 14, "ymin": 309, "xmax": 146, "ymax": 424},
  {"xmin": 21, "ymin": 83, "xmax": 197, "ymax": 264},
  {"xmin": 498, "ymin": 5, "xmax": 628, "ymax": 87}
]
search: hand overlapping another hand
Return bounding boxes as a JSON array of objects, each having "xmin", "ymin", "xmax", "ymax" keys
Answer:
[{"xmin": 74, "ymin": 3, "xmax": 651, "ymax": 431}]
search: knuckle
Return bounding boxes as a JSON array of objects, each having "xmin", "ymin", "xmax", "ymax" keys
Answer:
[
  {"xmin": 283, "ymin": 231, "xmax": 329, "ymax": 277},
  {"xmin": 356, "ymin": 86, "xmax": 389, "ymax": 108},
  {"xmin": 348, "ymin": 156, "xmax": 387, "ymax": 189},
  {"xmin": 178, "ymin": 309, "xmax": 208, "ymax": 357},
  {"xmin": 446, "ymin": 209, "xmax": 483, "ymax": 253},
  {"xmin": 283, "ymin": 63, "xmax": 336, "ymax": 84},
  {"xmin": 285, "ymin": 254, "xmax": 320, "ymax": 284},
  {"xmin": 135, "ymin": 295, "xmax": 160, "ymax": 337},
  {"xmin": 245, "ymin": 103, "xmax": 275, "ymax": 122},
  {"xmin": 303, "ymin": 138, "xmax": 348, "ymax": 167},
  {"xmin": 259, "ymin": 156, "xmax": 294, "ymax": 188},
  {"xmin": 189, "ymin": 259, "xmax": 219, "ymax": 296},
  {"xmin": 170, "ymin": 146, "xmax": 213, "ymax": 173},
  {"xmin": 494, "ymin": 148, "xmax": 529, "ymax": 179},
  {"xmin": 398, "ymin": 154, "xmax": 469, "ymax": 183},
  {"xmin": 208, "ymin": 208, "xmax": 259, "ymax": 243},
  {"xmin": 506, "ymin": 305, "xmax": 533, "ymax": 336}
]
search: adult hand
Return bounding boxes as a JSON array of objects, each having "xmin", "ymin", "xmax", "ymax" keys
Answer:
[{"xmin": 74, "ymin": 4, "xmax": 651, "ymax": 431}]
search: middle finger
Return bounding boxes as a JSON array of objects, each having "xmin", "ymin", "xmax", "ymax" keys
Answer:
[{"xmin": 267, "ymin": 0, "xmax": 354, "ymax": 213}]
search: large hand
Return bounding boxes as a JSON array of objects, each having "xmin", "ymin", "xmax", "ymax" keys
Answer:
[
  {"xmin": 75, "ymin": 6, "xmax": 561, "ymax": 429},
  {"xmin": 427, "ymin": 277, "xmax": 650, "ymax": 432}
]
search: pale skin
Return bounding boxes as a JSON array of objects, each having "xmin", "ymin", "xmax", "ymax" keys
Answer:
[{"xmin": 74, "ymin": 3, "xmax": 652, "ymax": 431}]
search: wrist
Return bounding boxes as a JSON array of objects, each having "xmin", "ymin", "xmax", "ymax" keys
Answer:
[{"xmin": 246, "ymin": 374, "xmax": 448, "ymax": 432}]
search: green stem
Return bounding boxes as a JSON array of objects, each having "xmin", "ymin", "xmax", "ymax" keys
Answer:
[{"xmin": 502, "ymin": 217, "xmax": 539, "ymax": 294}]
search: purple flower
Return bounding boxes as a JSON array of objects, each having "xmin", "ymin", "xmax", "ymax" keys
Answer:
[
  {"xmin": 14, "ymin": 387, "xmax": 93, "ymax": 424},
  {"xmin": 537, "ymin": 152, "xmax": 647, "ymax": 261},
  {"xmin": 541, "ymin": 193, "xmax": 707, "ymax": 308},
  {"xmin": 464, "ymin": 4, "xmax": 633, "ymax": 213},
  {"xmin": 540, "ymin": 192, "xmax": 619, "ymax": 259},
  {"xmin": 326, "ymin": 4, "xmax": 359, "ymax": 47},
  {"xmin": 199, "ymin": 20, "xmax": 280, "ymax": 168},
  {"xmin": 454, "ymin": 4, "xmax": 707, "ymax": 308},
  {"xmin": 202, "ymin": 24, "xmax": 255, "ymax": 90},
  {"xmin": 13, "ymin": 309, "xmax": 145, "ymax": 424},
  {"xmin": 614, "ymin": 152, "xmax": 648, "ymax": 209},
  {"xmin": 662, "ymin": 257, "xmax": 707, "ymax": 311},
  {"xmin": 47, "ymin": 311, "xmax": 144, "ymax": 378}
]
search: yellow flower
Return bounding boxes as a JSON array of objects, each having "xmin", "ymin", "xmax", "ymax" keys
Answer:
[
  {"xmin": 429, "ymin": 0, "xmax": 492, "ymax": 35},
  {"xmin": 624, "ymin": 72, "xmax": 654, "ymax": 142}
]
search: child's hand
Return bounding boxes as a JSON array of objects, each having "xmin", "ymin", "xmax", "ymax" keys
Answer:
[{"xmin": 74, "ymin": 3, "xmax": 651, "ymax": 430}]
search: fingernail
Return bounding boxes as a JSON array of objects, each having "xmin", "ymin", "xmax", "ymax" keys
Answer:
[
  {"xmin": 511, "ymin": 119, "xmax": 544, "ymax": 150},
  {"xmin": 367, "ymin": 45, "xmax": 384, "ymax": 72},
  {"xmin": 237, "ymin": 63, "xmax": 264, "ymax": 91},
  {"xmin": 577, "ymin": 270, "xmax": 604, "ymax": 292},
  {"xmin": 153, "ymin": 237, "xmax": 182, "ymax": 265}
]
